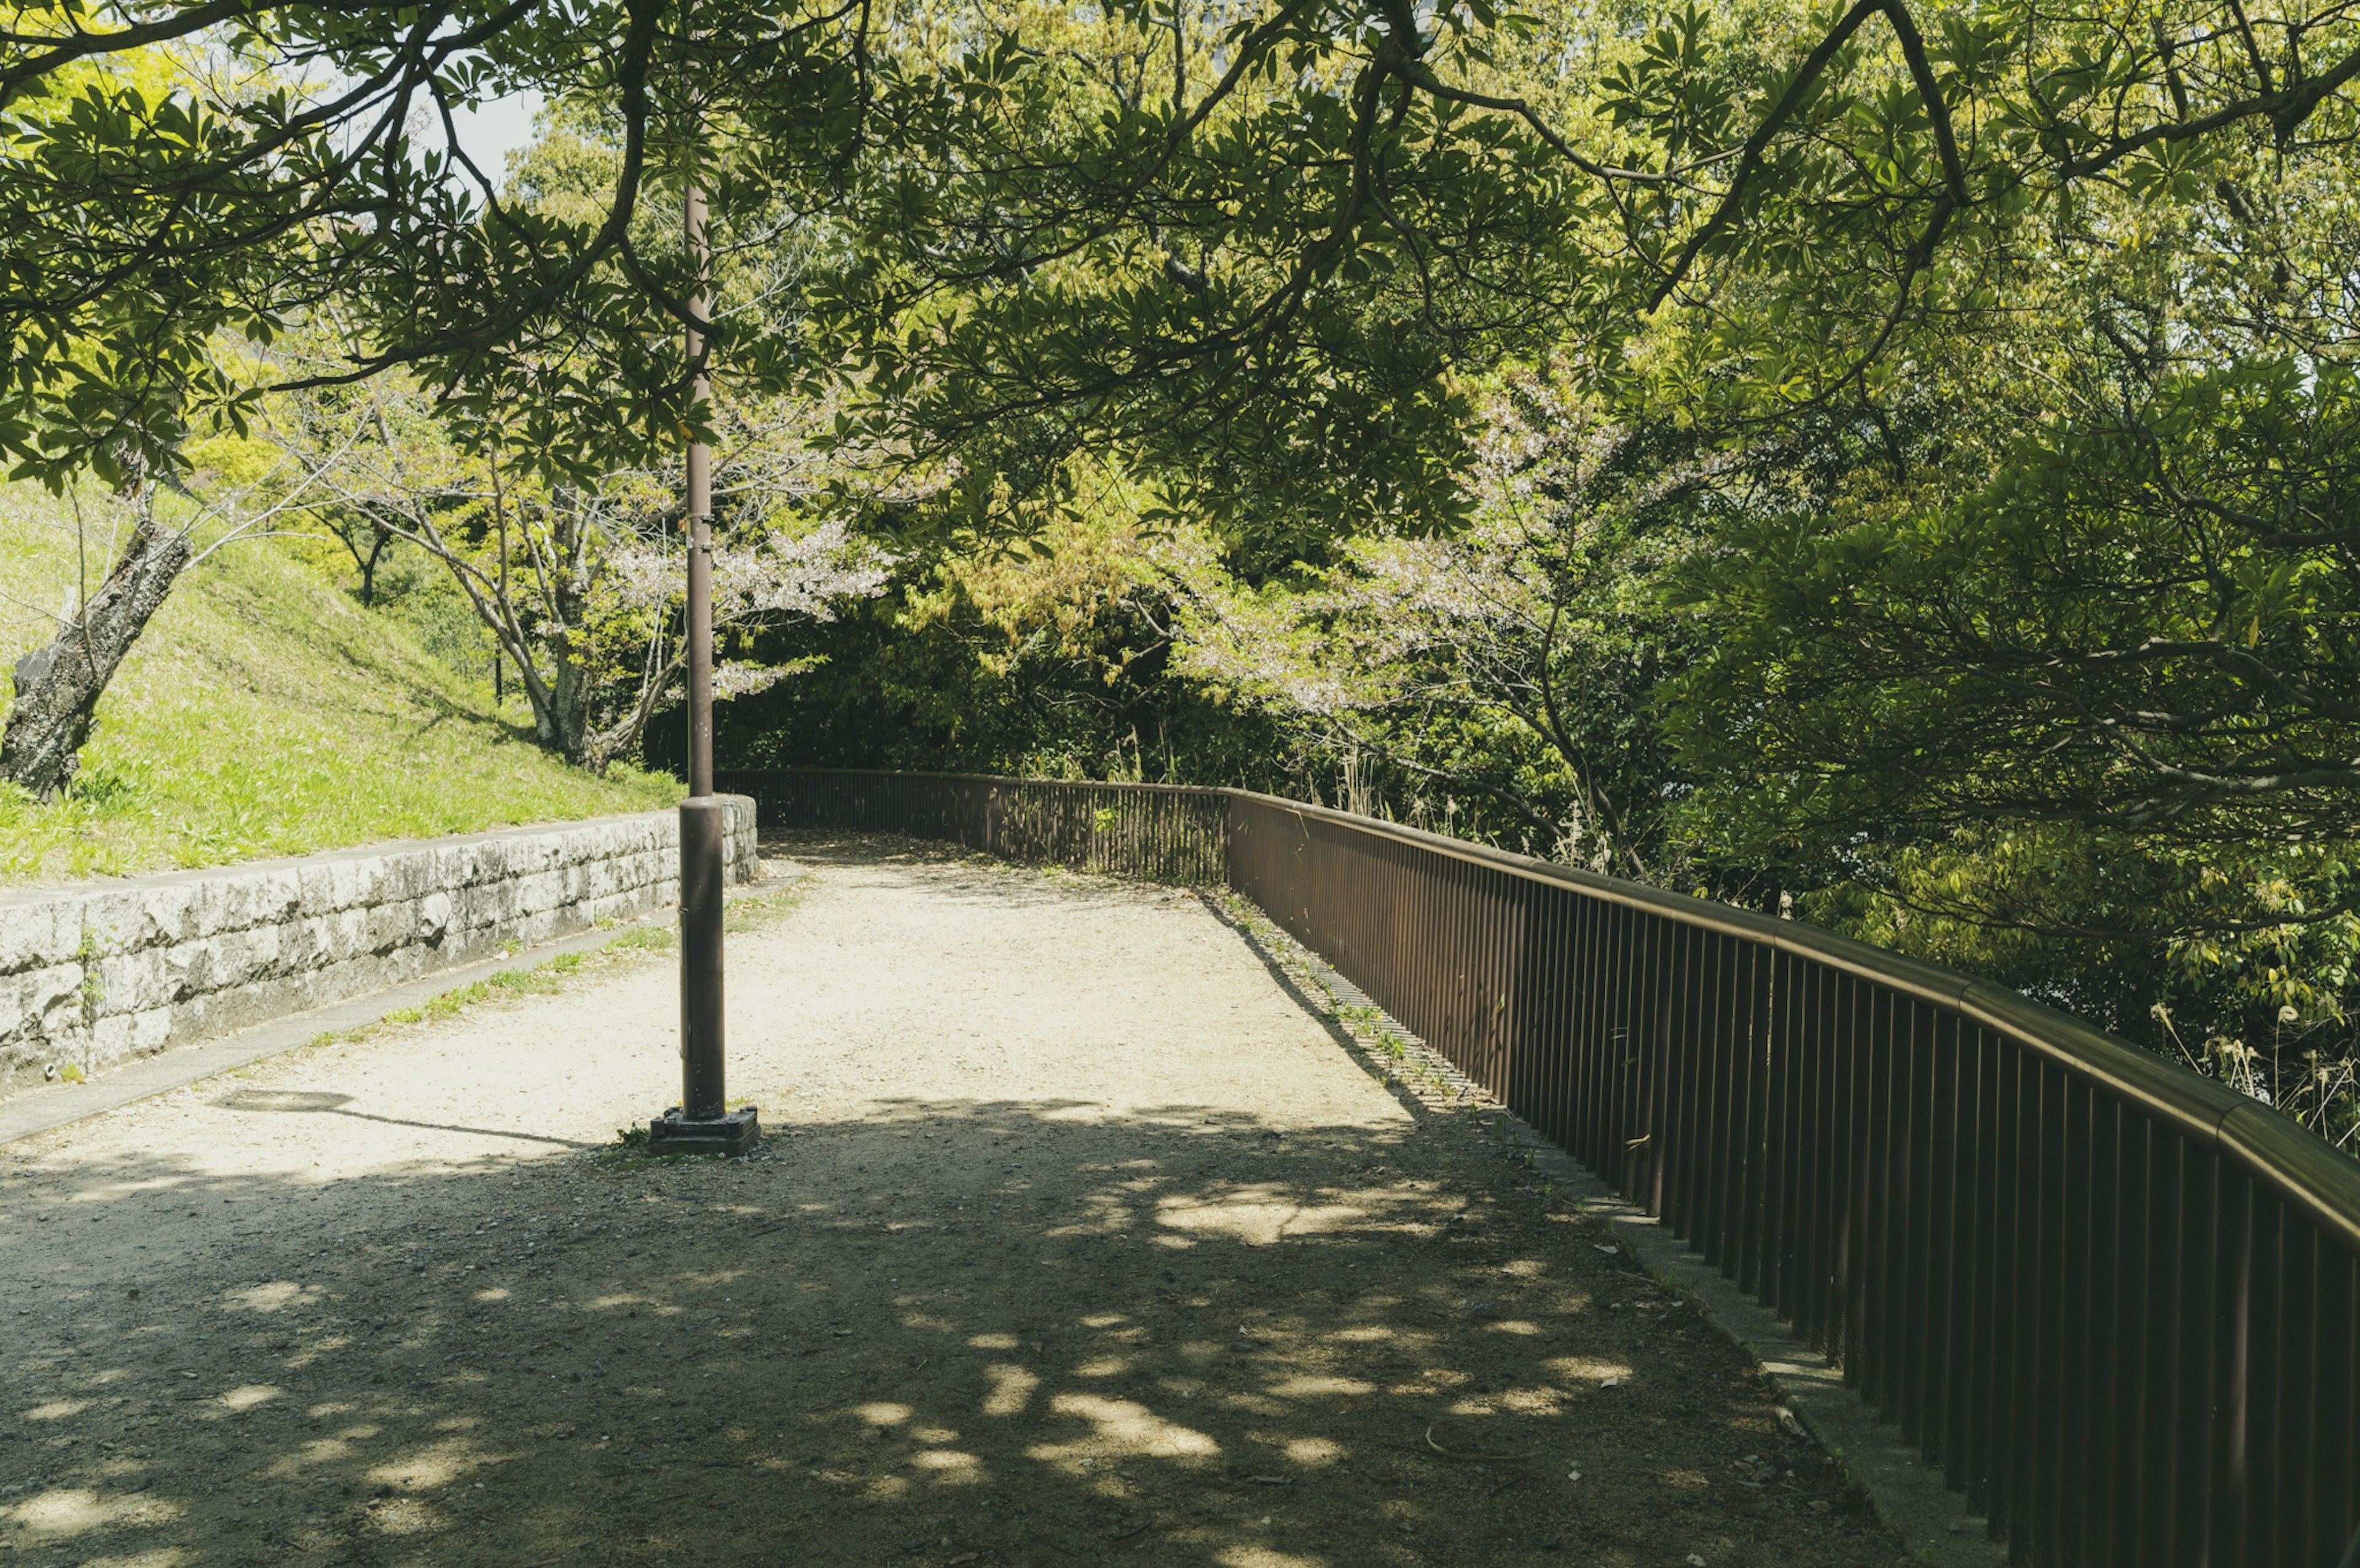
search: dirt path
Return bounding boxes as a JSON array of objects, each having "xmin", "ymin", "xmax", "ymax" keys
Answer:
[{"xmin": 1, "ymin": 836, "xmax": 1914, "ymax": 1568}]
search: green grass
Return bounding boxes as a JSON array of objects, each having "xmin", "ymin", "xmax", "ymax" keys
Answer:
[
  {"xmin": 312, "ymin": 887, "xmax": 800, "ymax": 1051},
  {"xmin": 310, "ymin": 946, "xmax": 613, "ymax": 1041},
  {"xmin": 379, "ymin": 963, "xmax": 573, "ymax": 1024},
  {"xmin": 0, "ymin": 482, "xmax": 681, "ymax": 883}
]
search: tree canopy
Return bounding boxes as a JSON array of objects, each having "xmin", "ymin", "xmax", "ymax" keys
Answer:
[
  {"xmin": 9, "ymin": 0, "xmax": 2358, "ymax": 498},
  {"xmin": 10, "ymin": 0, "xmax": 2360, "ymax": 1143}
]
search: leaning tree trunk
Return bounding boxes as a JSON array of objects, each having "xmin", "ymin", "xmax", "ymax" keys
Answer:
[{"xmin": 0, "ymin": 512, "xmax": 192, "ymax": 799}]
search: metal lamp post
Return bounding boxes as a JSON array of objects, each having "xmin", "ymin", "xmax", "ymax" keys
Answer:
[{"xmin": 646, "ymin": 145, "xmax": 758, "ymax": 1158}]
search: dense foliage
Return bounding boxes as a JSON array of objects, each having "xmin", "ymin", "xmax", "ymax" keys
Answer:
[{"xmin": 9, "ymin": 0, "xmax": 2360, "ymax": 1145}]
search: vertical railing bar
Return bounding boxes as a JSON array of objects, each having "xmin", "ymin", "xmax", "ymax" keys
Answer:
[
  {"xmin": 2028, "ymin": 1059, "xmax": 2064, "ymax": 1557},
  {"xmin": 1851, "ymin": 983, "xmax": 1881, "ymax": 1404},
  {"xmin": 1824, "ymin": 973, "xmax": 1854, "ymax": 1372},
  {"xmin": 2342, "ymin": 1245, "xmax": 2360, "ymax": 1568},
  {"xmin": 1526, "ymin": 875, "xmax": 1551, "ymax": 1140},
  {"xmin": 1797, "ymin": 961, "xmax": 1832, "ymax": 1350},
  {"xmin": 1693, "ymin": 931, "xmax": 1731, "ymax": 1258},
  {"xmin": 1915, "ymin": 1006, "xmax": 1953, "ymax": 1462},
  {"xmin": 1943, "ymin": 1016, "xmax": 1984, "ymax": 1495},
  {"xmin": 2056, "ymin": 1073, "xmax": 2094, "ymax": 1566},
  {"xmin": 1731, "ymin": 939, "xmax": 1759, "ymax": 1287},
  {"xmin": 2321, "ymin": 1241, "xmax": 2360, "ymax": 1568},
  {"xmin": 1767, "ymin": 947, "xmax": 1803, "ymax": 1322},
  {"xmin": 1566, "ymin": 892, "xmax": 1595, "ymax": 1174},
  {"xmin": 1626, "ymin": 900, "xmax": 1653, "ymax": 1187},
  {"xmin": 1710, "ymin": 933, "xmax": 1745, "ymax": 1269},
  {"xmin": 1586, "ymin": 900, "xmax": 1623, "ymax": 1178},
  {"xmin": 2174, "ymin": 1123, "xmax": 2212, "ymax": 1564},
  {"xmin": 1587, "ymin": 888, "xmax": 1613, "ymax": 1175},
  {"xmin": 1731, "ymin": 934, "xmax": 1760, "ymax": 1276},
  {"xmin": 1543, "ymin": 882, "xmax": 1576, "ymax": 1161},
  {"xmin": 2121, "ymin": 1111, "xmax": 2160, "ymax": 1568},
  {"xmin": 1656, "ymin": 920, "xmax": 1691, "ymax": 1232},
  {"xmin": 1637, "ymin": 910, "xmax": 1668, "ymax": 1210},
  {"xmin": 1754, "ymin": 941, "xmax": 1779, "ymax": 1304},
  {"xmin": 1903, "ymin": 1000, "xmax": 1934, "ymax": 1448},
  {"xmin": 2209, "ymin": 1166, "xmax": 2251, "ymax": 1566},
  {"xmin": 1989, "ymin": 1032, "xmax": 2024, "ymax": 1534},
  {"xmin": 1484, "ymin": 866, "xmax": 1511, "ymax": 1100},
  {"xmin": 1631, "ymin": 909, "xmax": 1664, "ymax": 1205},
  {"xmin": 2244, "ymin": 1184, "xmax": 2283, "ymax": 1568},
  {"xmin": 2087, "ymin": 1089, "xmax": 2124, "ymax": 1568}
]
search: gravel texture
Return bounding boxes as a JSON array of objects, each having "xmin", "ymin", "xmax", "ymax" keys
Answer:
[{"xmin": 0, "ymin": 834, "xmax": 1914, "ymax": 1567}]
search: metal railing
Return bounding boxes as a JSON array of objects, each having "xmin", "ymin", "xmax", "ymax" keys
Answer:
[
  {"xmin": 731, "ymin": 767, "xmax": 1225, "ymax": 883},
  {"xmin": 721, "ymin": 767, "xmax": 2360, "ymax": 1568}
]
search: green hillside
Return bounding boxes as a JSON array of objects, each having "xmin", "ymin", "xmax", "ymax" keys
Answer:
[{"xmin": 0, "ymin": 484, "xmax": 679, "ymax": 884}]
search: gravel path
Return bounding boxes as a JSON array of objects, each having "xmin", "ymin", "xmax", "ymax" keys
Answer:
[{"xmin": 1, "ymin": 836, "xmax": 1914, "ymax": 1567}]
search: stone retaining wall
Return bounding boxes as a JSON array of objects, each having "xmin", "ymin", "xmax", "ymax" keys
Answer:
[{"xmin": 0, "ymin": 796, "xmax": 757, "ymax": 1097}]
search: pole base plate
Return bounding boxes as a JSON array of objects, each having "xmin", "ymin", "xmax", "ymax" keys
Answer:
[{"xmin": 647, "ymin": 1106, "xmax": 761, "ymax": 1157}]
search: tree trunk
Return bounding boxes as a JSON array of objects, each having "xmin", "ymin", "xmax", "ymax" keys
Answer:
[
  {"xmin": 536, "ymin": 527, "xmax": 599, "ymax": 766},
  {"xmin": 546, "ymin": 629, "xmax": 594, "ymax": 762},
  {"xmin": 357, "ymin": 528, "xmax": 390, "ymax": 606},
  {"xmin": 578, "ymin": 646, "xmax": 686, "ymax": 775},
  {"xmin": 0, "ymin": 513, "xmax": 192, "ymax": 799}
]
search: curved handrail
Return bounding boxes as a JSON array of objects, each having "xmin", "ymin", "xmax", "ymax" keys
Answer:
[
  {"xmin": 741, "ymin": 767, "xmax": 2360, "ymax": 1253},
  {"xmin": 1225, "ymin": 788, "xmax": 2360, "ymax": 1256}
]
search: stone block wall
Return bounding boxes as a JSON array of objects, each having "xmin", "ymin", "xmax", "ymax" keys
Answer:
[{"xmin": 0, "ymin": 795, "xmax": 757, "ymax": 1097}]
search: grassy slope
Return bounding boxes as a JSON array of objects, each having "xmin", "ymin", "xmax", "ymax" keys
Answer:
[{"xmin": 0, "ymin": 484, "xmax": 679, "ymax": 884}]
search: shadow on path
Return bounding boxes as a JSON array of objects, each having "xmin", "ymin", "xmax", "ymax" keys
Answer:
[
  {"xmin": 1, "ymin": 836, "xmax": 1910, "ymax": 1568},
  {"xmin": 4, "ymin": 1107, "xmax": 1902, "ymax": 1568},
  {"xmin": 213, "ymin": 1089, "xmax": 595, "ymax": 1150}
]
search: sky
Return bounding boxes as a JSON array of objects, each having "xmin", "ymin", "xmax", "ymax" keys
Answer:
[{"xmin": 425, "ymin": 88, "xmax": 546, "ymax": 188}]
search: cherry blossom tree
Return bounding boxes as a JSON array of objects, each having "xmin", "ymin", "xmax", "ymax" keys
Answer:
[{"xmin": 271, "ymin": 372, "xmax": 896, "ymax": 773}]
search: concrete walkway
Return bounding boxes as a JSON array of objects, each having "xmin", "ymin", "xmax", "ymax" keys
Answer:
[{"xmin": 0, "ymin": 837, "xmax": 1916, "ymax": 1567}]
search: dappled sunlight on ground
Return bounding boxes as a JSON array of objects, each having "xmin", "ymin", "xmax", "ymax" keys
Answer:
[
  {"xmin": 2, "ymin": 1104, "xmax": 1894, "ymax": 1566},
  {"xmin": 0, "ymin": 836, "xmax": 1905, "ymax": 1566}
]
